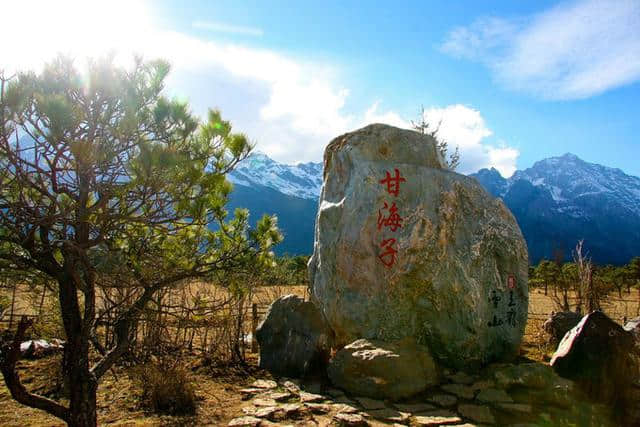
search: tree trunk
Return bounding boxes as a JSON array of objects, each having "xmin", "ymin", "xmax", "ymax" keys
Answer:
[
  {"xmin": 67, "ymin": 361, "xmax": 97, "ymax": 427},
  {"xmin": 58, "ymin": 271, "xmax": 98, "ymax": 427}
]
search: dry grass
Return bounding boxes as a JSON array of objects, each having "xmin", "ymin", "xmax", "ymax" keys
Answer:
[{"xmin": 0, "ymin": 285, "xmax": 638, "ymax": 426}]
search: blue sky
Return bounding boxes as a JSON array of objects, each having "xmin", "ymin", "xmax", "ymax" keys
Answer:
[{"xmin": 3, "ymin": 0, "xmax": 639, "ymax": 177}]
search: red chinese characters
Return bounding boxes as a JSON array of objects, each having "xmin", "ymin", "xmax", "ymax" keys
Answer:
[
  {"xmin": 376, "ymin": 168, "xmax": 406, "ymax": 268},
  {"xmin": 379, "ymin": 168, "xmax": 406, "ymax": 197},
  {"xmin": 377, "ymin": 201, "xmax": 403, "ymax": 231},
  {"xmin": 378, "ymin": 238, "xmax": 398, "ymax": 268}
]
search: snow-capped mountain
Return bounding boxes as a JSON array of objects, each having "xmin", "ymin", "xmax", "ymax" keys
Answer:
[
  {"xmin": 228, "ymin": 152, "xmax": 322, "ymax": 200},
  {"xmin": 471, "ymin": 153, "xmax": 640, "ymax": 264},
  {"xmin": 228, "ymin": 151, "xmax": 640, "ymax": 263},
  {"xmin": 511, "ymin": 153, "xmax": 640, "ymax": 216}
]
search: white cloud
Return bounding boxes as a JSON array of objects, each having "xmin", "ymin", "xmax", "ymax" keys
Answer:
[
  {"xmin": 487, "ymin": 146, "xmax": 519, "ymax": 178},
  {"xmin": 193, "ymin": 21, "xmax": 263, "ymax": 37},
  {"xmin": 441, "ymin": 0, "xmax": 640, "ymax": 100},
  {"xmin": 362, "ymin": 102, "xmax": 411, "ymax": 129},
  {"xmin": 419, "ymin": 105, "xmax": 518, "ymax": 176},
  {"xmin": 0, "ymin": 1, "xmax": 518, "ymax": 175}
]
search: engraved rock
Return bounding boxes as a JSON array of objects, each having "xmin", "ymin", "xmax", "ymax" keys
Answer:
[{"xmin": 310, "ymin": 124, "xmax": 528, "ymax": 370}]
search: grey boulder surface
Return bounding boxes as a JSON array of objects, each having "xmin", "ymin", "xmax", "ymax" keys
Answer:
[
  {"xmin": 309, "ymin": 124, "xmax": 529, "ymax": 370},
  {"xmin": 542, "ymin": 311, "xmax": 582, "ymax": 346},
  {"xmin": 327, "ymin": 338, "xmax": 439, "ymax": 400},
  {"xmin": 551, "ymin": 311, "xmax": 638, "ymax": 401},
  {"xmin": 255, "ymin": 294, "xmax": 334, "ymax": 378}
]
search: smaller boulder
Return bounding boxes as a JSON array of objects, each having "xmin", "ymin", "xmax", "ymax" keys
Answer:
[
  {"xmin": 542, "ymin": 311, "xmax": 582, "ymax": 346},
  {"xmin": 327, "ymin": 338, "xmax": 439, "ymax": 401},
  {"xmin": 624, "ymin": 316, "xmax": 640, "ymax": 350},
  {"xmin": 256, "ymin": 295, "xmax": 334, "ymax": 378},
  {"xmin": 550, "ymin": 311, "xmax": 638, "ymax": 404}
]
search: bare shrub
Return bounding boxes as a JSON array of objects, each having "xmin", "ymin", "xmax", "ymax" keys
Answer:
[
  {"xmin": 574, "ymin": 240, "xmax": 602, "ymax": 313},
  {"xmin": 132, "ymin": 359, "xmax": 197, "ymax": 416}
]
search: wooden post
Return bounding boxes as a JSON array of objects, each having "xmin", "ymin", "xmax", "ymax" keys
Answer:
[
  {"xmin": 8, "ymin": 281, "xmax": 17, "ymax": 329},
  {"xmin": 37, "ymin": 284, "xmax": 46, "ymax": 318},
  {"xmin": 251, "ymin": 303, "xmax": 258, "ymax": 353}
]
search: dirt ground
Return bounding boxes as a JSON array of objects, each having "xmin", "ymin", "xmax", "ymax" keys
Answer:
[{"xmin": 0, "ymin": 288, "xmax": 637, "ymax": 426}]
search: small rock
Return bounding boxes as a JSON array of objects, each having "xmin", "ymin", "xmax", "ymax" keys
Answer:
[
  {"xmin": 394, "ymin": 403, "xmax": 437, "ymax": 413},
  {"xmin": 440, "ymin": 384, "xmax": 475, "ymax": 400},
  {"xmin": 300, "ymin": 391, "xmax": 325, "ymax": 403},
  {"xmin": 306, "ymin": 403, "xmax": 332, "ymax": 414},
  {"xmin": 252, "ymin": 379, "xmax": 278, "ymax": 389},
  {"xmin": 241, "ymin": 406, "xmax": 258, "ymax": 416},
  {"xmin": 281, "ymin": 403, "xmax": 305, "ymax": 418},
  {"xmin": 426, "ymin": 394, "xmax": 457, "ymax": 407},
  {"xmin": 254, "ymin": 406, "xmax": 280, "ymax": 419},
  {"xmin": 366, "ymin": 408, "xmax": 410, "ymax": 423},
  {"xmin": 470, "ymin": 380, "xmax": 494, "ymax": 391},
  {"xmin": 457, "ymin": 404, "xmax": 495, "ymax": 424},
  {"xmin": 333, "ymin": 412, "xmax": 368, "ymax": 426},
  {"xmin": 411, "ymin": 411, "xmax": 463, "ymax": 426},
  {"xmin": 282, "ymin": 380, "xmax": 301, "ymax": 395},
  {"xmin": 475, "ymin": 388, "xmax": 513, "ymax": 404},
  {"xmin": 355, "ymin": 397, "xmax": 386, "ymax": 410},
  {"xmin": 228, "ymin": 416, "xmax": 262, "ymax": 427},
  {"xmin": 446, "ymin": 371, "xmax": 476, "ymax": 385},
  {"xmin": 253, "ymin": 398, "xmax": 278, "ymax": 407},
  {"xmin": 497, "ymin": 403, "xmax": 532, "ymax": 413},
  {"xmin": 267, "ymin": 391, "xmax": 292, "ymax": 402},
  {"xmin": 240, "ymin": 388, "xmax": 264, "ymax": 400},
  {"xmin": 332, "ymin": 403, "xmax": 360, "ymax": 414}
]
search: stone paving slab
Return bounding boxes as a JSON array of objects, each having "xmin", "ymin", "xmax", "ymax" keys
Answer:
[
  {"xmin": 267, "ymin": 391, "xmax": 293, "ymax": 402},
  {"xmin": 227, "ymin": 416, "xmax": 262, "ymax": 426},
  {"xmin": 240, "ymin": 388, "xmax": 264, "ymax": 400},
  {"xmin": 394, "ymin": 402, "xmax": 437, "ymax": 413},
  {"xmin": 253, "ymin": 398, "xmax": 278, "ymax": 407},
  {"xmin": 355, "ymin": 397, "xmax": 387, "ymax": 410},
  {"xmin": 426, "ymin": 394, "xmax": 458, "ymax": 407},
  {"xmin": 475, "ymin": 388, "xmax": 513, "ymax": 404},
  {"xmin": 441, "ymin": 384, "xmax": 476, "ymax": 400},
  {"xmin": 457, "ymin": 404, "xmax": 495, "ymax": 424},
  {"xmin": 252, "ymin": 379, "xmax": 278, "ymax": 389},
  {"xmin": 333, "ymin": 412, "xmax": 369, "ymax": 426},
  {"xmin": 497, "ymin": 403, "xmax": 532, "ymax": 413},
  {"xmin": 446, "ymin": 372, "xmax": 476, "ymax": 385},
  {"xmin": 300, "ymin": 391, "xmax": 326, "ymax": 403},
  {"xmin": 365, "ymin": 407, "xmax": 410, "ymax": 423},
  {"xmin": 410, "ymin": 412, "xmax": 463, "ymax": 426},
  {"xmin": 305, "ymin": 402, "xmax": 332, "ymax": 414}
]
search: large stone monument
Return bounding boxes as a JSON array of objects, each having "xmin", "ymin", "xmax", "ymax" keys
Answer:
[{"xmin": 309, "ymin": 123, "xmax": 529, "ymax": 371}]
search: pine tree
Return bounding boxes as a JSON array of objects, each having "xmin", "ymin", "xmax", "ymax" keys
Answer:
[{"xmin": 0, "ymin": 56, "xmax": 281, "ymax": 426}]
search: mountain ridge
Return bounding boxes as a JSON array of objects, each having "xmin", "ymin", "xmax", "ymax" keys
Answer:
[{"xmin": 228, "ymin": 151, "xmax": 640, "ymax": 264}]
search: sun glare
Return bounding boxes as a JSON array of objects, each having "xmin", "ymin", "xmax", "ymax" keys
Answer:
[{"xmin": 1, "ymin": 0, "xmax": 155, "ymax": 72}]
